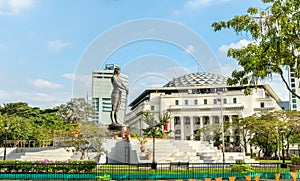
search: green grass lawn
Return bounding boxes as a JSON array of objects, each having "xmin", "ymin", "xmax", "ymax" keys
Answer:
[{"xmin": 258, "ymin": 159, "xmax": 292, "ymax": 163}]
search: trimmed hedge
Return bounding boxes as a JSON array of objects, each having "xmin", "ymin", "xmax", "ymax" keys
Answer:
[{"xmin": 0, "ymin": 160, "xmax": 97, "ymax": 173}]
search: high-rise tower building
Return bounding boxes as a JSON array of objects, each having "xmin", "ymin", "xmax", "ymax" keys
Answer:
[
  {"xmin": 288, "ymin": 67, "xmax": 299, "ymax": 110},
  {"xmin": 92, "ymin": 64, "xmax": 128, "ymax": 125}
]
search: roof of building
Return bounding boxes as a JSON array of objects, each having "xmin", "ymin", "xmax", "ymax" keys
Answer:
[
  {"xmin": 129, "ymin": 72, "xmax": 281, "ymax": 108},
  {"xmin": 163, "ymin": 72, "xmax": 226, "ymax": 87}
]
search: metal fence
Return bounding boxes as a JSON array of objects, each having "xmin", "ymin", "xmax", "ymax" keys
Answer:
[{"xmin": 0, "ymin": 162, "xmax": 297, "ymax": 180}]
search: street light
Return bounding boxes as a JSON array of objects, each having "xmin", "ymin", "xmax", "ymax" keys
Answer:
[
  {"xmin": 280, "ymin": 128, "xmax": 285, "ymax": 164},
  {"xmin": 3, "ymin": 124, "xmax": 9, "ymax": 160},
  {"xmin": 217, "ymin": 92, "xmax": 225, "ymax": 165}
]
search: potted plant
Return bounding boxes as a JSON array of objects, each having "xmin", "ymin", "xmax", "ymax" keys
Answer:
[
  {"xmin": 145, "ymin": 148, "xmax": 152, "ymax": 160},
  {"xmin": 112, "ymin": 132, "xmax": 119, "ymax": 140},
  {"xmin": 138, "ymin": 137, "xmax": 147, "ymax": 152},
  {"xmin": 123, "ymin": 130, "xmax": 130, "ymax": 140},
  {"xmin": 290, "ymin": 155, "xmax": 300, "ymax": 171}
]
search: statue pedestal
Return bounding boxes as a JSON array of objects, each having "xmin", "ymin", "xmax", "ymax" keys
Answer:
[{"xmin": 108, "ymin": 124, "xmax": 123, "ymax": 131}]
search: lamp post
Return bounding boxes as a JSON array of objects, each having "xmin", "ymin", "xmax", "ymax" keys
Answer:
[
  {"xmin": 3, "ymin": 124, "xmax": 9, "ymax": 160},
  {"xmin": 280, "ymin": 129, "xmax": 285, "ymax": 164},
  {"xmin": 218, "ymin": 92, "xmax": 225, "ymax": 166}
]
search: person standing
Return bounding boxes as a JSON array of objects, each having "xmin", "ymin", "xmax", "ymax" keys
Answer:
[{"xmin": 110, "ymin": 67, "xmax": 128, "ymax": 124}]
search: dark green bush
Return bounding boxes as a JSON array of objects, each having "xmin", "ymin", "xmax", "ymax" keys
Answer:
[
  {"xmin": 0, "ymin": 160, "xmax": 97, "ymax": 173},
  {"xmin": 235, "ymin": 159, "xmax": 245, "ymax": 164},
  {"xmin": 231, "ymin": 164, "xmax": 253, "ymax": 174},
  {"xmin": 291, "ymin": 155, "xmax": 300, "ymax": 165}
]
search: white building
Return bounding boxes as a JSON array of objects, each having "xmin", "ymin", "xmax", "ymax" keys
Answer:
[
  {"xmin": 288, "ymin": 67, "xmax": 299, "ymax": 110},
  {"xmin": 126, "ymin": 72, "xmax": 282, "ymax": 140},
  {"xmin": 92, "ymin": 64, "xmax": 128, "ymax": 125}
]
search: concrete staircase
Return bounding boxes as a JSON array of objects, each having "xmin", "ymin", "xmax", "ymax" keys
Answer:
[
  {"xmin": 1, "ymin": 138, "xmax": 257, "ymax": 164},
  {"xmin": 126, "ymin": 139, "xmax": 256, "ymax": 163},
  {"xmin": 15, "ymin": 147, "xmax": 73, "ymax": 161}
]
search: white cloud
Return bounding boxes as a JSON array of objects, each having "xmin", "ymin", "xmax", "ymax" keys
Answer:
[
  {"xmin": 185, "ymin": 44, "xmax": 195, "ymax": 54},
  {"xmin": 0, "ymin": 0, "xmax": 34, "ymax": 15},
  {"xmin": 218, "ymin": 39, "xmax": 252, "ymax": 57},
  {"xmin": 47, "ymin": 40, "xmax": 70, "ymax": 52},
  {"xmin": 63, "ymin": 73, "xmax": 75, "ymax": 80},
  {"xmin": 30, "ymin": 79, "xmax": 64, "ymax": 89},
  {"xmin": 0, "ymin": 89, "xmax": 71, "ymax": 109},
  {"xmin": 184, "ymin": 0, "xmax": 213, "ymax": 9}
]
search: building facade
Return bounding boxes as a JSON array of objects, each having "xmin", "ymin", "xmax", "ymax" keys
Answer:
[
  {"xmin": 92, "ymin": 64, "xmax": 128, "ymax": 125},
  {"xmin": 126, "ymin": 72, "xmax": 282, "ymax": 141},
  {"xmin": 288, "ymin": 67, "xmax": 299, "ymax": 111}
]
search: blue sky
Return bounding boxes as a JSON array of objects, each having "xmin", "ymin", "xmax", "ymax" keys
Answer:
[{"xmin": 0, "ymin": 0, "xmax": 288, "ymax": 109}]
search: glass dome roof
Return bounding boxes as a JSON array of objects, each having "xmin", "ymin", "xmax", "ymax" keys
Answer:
[{"xmin": 163, "ymin": 72, "xmax": 226, "ymax": 87}]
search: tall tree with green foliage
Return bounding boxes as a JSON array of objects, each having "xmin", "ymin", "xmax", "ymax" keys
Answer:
[
  {"xmin": 0, "ymin": 102, "xmax": 67, "ymax": 147},
  {"xmin": 212, "ymin": 0, "xmax": 300, "ymax": 98},
  {"xmin": 232, "ymin": 110, "xmax": 300, "ymax": 158},
  {"xmin": 142, "ymin": 112, "xmax": 171, "ymax": 166},
  {"xmin": 56, "ymin": 98, "xmax": 94, "ymax": 123}
]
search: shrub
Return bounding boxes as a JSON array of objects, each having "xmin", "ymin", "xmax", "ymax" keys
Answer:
[
  {"xmin": 0, "ymin": 160, "xmax": 97, "ymax": 173},
  {"xmin": 235, "ymin": 159, "xmax": 245, "ymax": 164},
  {"xmin": 231, "ymin": 164, "xmax": 253, "ymax": 174},
  {"xmin": 291, "ymin": 155, "xmax": 300, "ymax": 165},
  {"xmin": 96, "ymin": 174, "xmax": 112, "ymax": 180}
]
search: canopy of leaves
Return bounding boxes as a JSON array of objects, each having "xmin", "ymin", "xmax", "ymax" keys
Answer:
[
  {"xmin": 56, "ymin": 98, "xmax": 94, "ymax": 123},
  {"xmin": 212, "ymin": 0, "xmax": 300, "ymax": 98},
  {"xmin": 232, "ymin": 110, "xmax": 300, "ymax": 158},
  {"xmin": 0, "ymin": 102, "xmax": 66, "ymax": 145},
  {"xmin": 142, "ymin": 112, "xmax": 171, "ymax": 138}
]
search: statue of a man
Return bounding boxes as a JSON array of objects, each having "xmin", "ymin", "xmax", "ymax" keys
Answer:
[{"xmin": 110, "ymin": 67, "xmax": 128, "ymax": 124}]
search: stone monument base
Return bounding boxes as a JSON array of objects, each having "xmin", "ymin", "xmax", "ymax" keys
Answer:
[{"xmin": 108, "ymin": 123, "xmax": 123, "ymax": 131}]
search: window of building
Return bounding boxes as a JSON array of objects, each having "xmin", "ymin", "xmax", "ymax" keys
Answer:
[
  {"xmin": 204, "ymin": 99, "xmax": 207, "ymax": 105},
  {"xmin": 194, "ymin": 99, "xmax": 198, "ymax": 105},
  {"xmin": 291, "ymin": 72, "xmax": 295, "ymax": 77},
  {"xmin": 175, "ymin": 100, "xmax": 179, "ymax": 105},
  {"xmin": 185, "ymin": 117, "xmax": 190, "ymax": 125},
  {"xmin": 175, "ymin": 129, "xmax": 181, "ymax": 134},
  {"xmin": 185, "ymin": 100, "xmax": 188, "ymax": 105},
  {"xmin": 194, "ymin": 117, "xmax": 200, "ymax": 125},
  {"xmin": 204, "ymin": 117, "xmax": 209, "ymax": 125},
  {"xmin": 233, "ymin": 98, "xmax": 237, "ymax": 104},
  {"xmin": 292, "ymin": 99, "xmax": 297, "ymax": 103},
  {"xmin": 151, "ymin": 106, "xmax": 155, "ymax": 111},
  {"xmin": 213, "ymin": 99, "xmax": 217, "ymax": 104},
  {"xmin": 293, "ymin": 104, "xmax": 297, "ymax": 109},
  {"xmin": 291, "ymin": 83, "xmax": 296, "ymax": 88},
  {"xmin": 214, "ymin": 116, "xmax": 220, "ymax": 124},
  {"xmin": 223, "ymin": 98, "xmax": 227, "ymax": 104},
  {"xmin": 186, "ymin": 136, "xmax": 191, "ymax": 140},
  {"xmin": 291, "ymin": 67, "xmax": 295, "ymax": 72},
  {"xmin": 291, "ymin": 78, "xmax": 295, "ymax": 83},
  {"xmin": 175, "ymin": 117, "xmax": 181, "ymax": 125},
  {"xmin": 260, "ymin": 102, "xmax": 265, "ymax": 108}
]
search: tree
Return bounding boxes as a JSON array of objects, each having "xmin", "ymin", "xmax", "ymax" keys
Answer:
[
  {"xmin": 142, "ymin": 112, "xmax": 171, "ymax": 138},
  {"xmin": 233, "ymin": 110, "xmax": 300, "ymax": 159},
  {"xmin": 79, "ymin": 121, "xmax": 108, "ymax": 160},
  {"xmin": 142, "ymin": 112, "xmax": 171, "ymax": 168},
  {"xmin": 232, "ymin": 116, "xmax": 256, "ymax": 154},
  {"xmin": 250, "ymin": 112, "xmax": 279, "ymax": 158},
  {"xmin": 212, "ymin": 0, "xmax": 300, "ymax": 98},
  {"xmin": 0, "ymin": 102, "xmax": 39, "ymax": 118},
  {"xmin": 274, "ymin": 110, "xmax": 300, "ymax": 158},
  {"xmin": 56, "ymin": 98, "xmax": 94, "ymax": 123}
]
